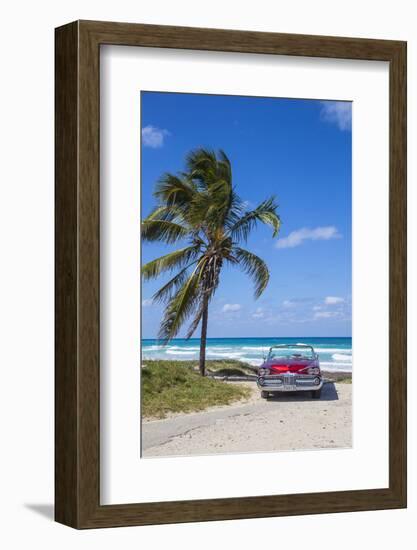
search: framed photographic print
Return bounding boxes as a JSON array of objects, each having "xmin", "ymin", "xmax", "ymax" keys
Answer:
[{"xmin": 55, "ymin": 20, "xmax": 407, "ymax": 528}]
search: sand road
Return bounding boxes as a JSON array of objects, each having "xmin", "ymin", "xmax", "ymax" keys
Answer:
[{"xmin": 142, "ymin": 382, "xmax": 352, "ymax": 457}]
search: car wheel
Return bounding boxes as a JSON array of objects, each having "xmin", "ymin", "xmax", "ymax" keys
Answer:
[
  {"xmin": 311, "ymin": 388, "xmax": 322, "ymax": 399},
  {"xmin": 261, "ymin": 390, "xmax": 269, "ymax": 399}
]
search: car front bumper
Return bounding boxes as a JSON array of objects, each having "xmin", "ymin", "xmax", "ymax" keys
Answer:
[{"xmin": 257, "ymin": 374, "xmax": 323, "ymax": 392}]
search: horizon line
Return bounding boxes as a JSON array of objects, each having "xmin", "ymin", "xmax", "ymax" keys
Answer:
[{"xmin": 142, "ymin": 335, "xmax": 352, "ymax": 340}]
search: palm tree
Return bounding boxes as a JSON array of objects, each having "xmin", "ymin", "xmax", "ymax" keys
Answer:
[{"xmin": 142, "ymin": 148, "xmax": 280, "ymax": 376}]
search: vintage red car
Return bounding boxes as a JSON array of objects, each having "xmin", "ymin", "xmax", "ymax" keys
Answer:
[{"xmin": 257, "ymin": 344, "xmax": 323, "ymax": 399}]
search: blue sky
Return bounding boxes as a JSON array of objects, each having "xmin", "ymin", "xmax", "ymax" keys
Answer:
[{"xmin": 141, "ymin": 92, "xmax": 351, "ymax": 338}]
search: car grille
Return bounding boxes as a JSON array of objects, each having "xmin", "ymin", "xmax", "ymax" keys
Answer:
[
  {"xmin": 283, "ymin": 374, "xmax": 293, "ymax": 385},
  {"xmin": 296, "ymin": 377, "xmax": 315, "ymax": 385},
  {"xmin": 261, "ymin": 375, "xmax": 282, "ymax": 386},
  {"xmin": 260, "ymin": 374, "xmax": 318, "ymax": 388},
  {"xmin": 283, "ymin": 374, "xmax": 297, "ymax": 390}
]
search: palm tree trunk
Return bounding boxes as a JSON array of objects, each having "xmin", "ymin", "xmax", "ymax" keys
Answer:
[{"xmin": 199, "ymin": 301, "xmax": 209, "ymax": 376}]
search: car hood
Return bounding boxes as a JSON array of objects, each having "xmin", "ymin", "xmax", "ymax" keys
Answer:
[{"xmin": 261, "ymin": 357, "xmax": 315, "ymax": 373}]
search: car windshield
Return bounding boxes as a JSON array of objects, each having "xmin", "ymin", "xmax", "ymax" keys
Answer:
[{"xmin": 267, "ymin": 345, "xmax": 315, "ymax": 360}]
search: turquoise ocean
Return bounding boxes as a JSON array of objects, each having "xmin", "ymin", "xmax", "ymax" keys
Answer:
[{"xmin": 142, "ymin": 337, "xmax": 352, "ymax": 372}]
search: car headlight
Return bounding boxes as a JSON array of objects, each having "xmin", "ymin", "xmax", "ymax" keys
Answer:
[
  {"xmin": 259, "ymin": 368, "xmax": 268, "ymax": 376},
  {"xmin": 308, "ymin": 367, "xmax": 320, "ymax": 375}
]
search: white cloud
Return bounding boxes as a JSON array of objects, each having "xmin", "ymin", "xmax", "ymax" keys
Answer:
[
  {"xmin": 282, "ymin": 298, "xmax": 312, "ymax": 308},
  {"xmin": 222, "ymin": 303, "xmax": 241, "ymax": 313},
  {"xmin": 252, "ymin": 307, "xmax": 264, "ymax": 319},
  {"xmin": 321, "ymin": 101, "xmax": 352, "ymax": 131},
  {"xmin": 314, "ymin": 311, "xmax": 337, "ymax": 319},
  {"xmin": 142, "ymin": 125, "xmax": 170, "ymax": 148},
  {"xmin": 276, "ymin": 226, "xmax": 341, "ymax": 249},
  {"xmin": 325, "ymin": 296, "xmax": 344, "ymax": 305},
  {"xmin": 142, "ymin": 298, "xmax": 153, "ymax": 307}
]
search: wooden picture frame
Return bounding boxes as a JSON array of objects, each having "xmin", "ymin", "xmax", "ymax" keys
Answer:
[{"xmin": 55, "ymin": 20, "xmax": 407, "ymax": 529}]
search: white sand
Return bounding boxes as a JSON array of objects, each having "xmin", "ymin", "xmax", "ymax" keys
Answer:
[{"xmin": 143, "ymin": 382, "xmax": 352, "ymax": 457}]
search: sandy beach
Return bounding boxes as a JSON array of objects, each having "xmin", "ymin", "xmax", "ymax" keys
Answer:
[{"xmin": 142, "ymin": 380, "xmax": 352, "ymax": 457}]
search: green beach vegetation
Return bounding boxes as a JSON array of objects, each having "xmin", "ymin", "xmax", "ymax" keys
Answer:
[
  {"xmin": 141, "ymin": 148, "xmax": 280, "ymax": 376},
  {"xmin": 141, "ymin": 360, "xmax": 252, "ymax": 419}
]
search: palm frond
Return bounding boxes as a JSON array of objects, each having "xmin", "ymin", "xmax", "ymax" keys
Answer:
[
  {"xmin": 141, "ymin": 220, "xmax": 189, "ymax": 244},
  {"xmin": 186, "ymin": 148, "xmax": 232, "ymax": 190},
  {"xmin": 158, "ymin": 264, "xmax": 203, "ymax": 342},
  {"xmin": 145, "ymin": 205, "xmax": 185, "ymax": 224},
  {"xmin": 229, "ymin": 197, "xmax": 281, "ymax": 242},
  {"xmin": 186, "ymin": 148, "xmax": 217, "ymax": 175},
  {"xmin": 187, "ymin": 179, "xmax": 232, "ymax": 232},
  {"xmin": 186, "ymin": 190, "xmax": 212, "ymax": 227},
  {"xmin": 152, "ymin": 263, "xmax": 197, "ymax": 304},
  {"xmin": 186, "ymin": 301, "xmax": 205, "ymax": 339},
  {"xmin": 207, "ymin": 179, "xmax": 234, "ymax": 229},
  {"xmin": 142, "ymin": 246, "xmax": 200, "ymax": 282},
  {"xmin": 223, "ymin": 190, "xmax": 244, "ymax": 229},
  {"xmin": 232, "ymin": 247, "xmax": 270, "ymax": 298},
  {"xmin": 185, "ymin": 252, "xmax": 223, "ymax": 338},
  {"xmin": 154, "ymin": 173, "xmax": 196, "ymax": 207},
  {"xmin": 217, "ymin": 149, "xmax": 232, "ymax": 184}
]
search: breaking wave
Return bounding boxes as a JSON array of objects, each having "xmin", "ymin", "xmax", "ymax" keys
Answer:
[
  {"xmin": 332, "ymin": 353, "xmax": 352, "ymax": 361},
  {"xmin": 165, "ymin": 350, "xmax": 196, "ymax": 356}
]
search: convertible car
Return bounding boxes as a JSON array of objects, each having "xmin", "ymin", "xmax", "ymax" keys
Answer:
[{"xmin": 257, "ymin": 344, "xmax": 323, "ymax": 399}]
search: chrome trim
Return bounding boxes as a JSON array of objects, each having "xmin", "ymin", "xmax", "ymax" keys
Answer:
[{"xmin": 257, "ymin": 374, "xmax": 323, "ymax": 392}]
